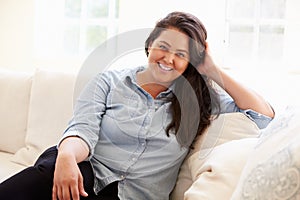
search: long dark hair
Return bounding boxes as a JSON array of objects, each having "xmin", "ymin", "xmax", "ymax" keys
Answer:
[{"xmin": 145, "ymin": 11, "xmax": 220, "ymax": 148}]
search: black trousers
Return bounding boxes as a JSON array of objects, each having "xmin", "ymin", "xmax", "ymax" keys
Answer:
[{"xmin": 0, "ymin": 146, "xmax": 119, "ymax": 200}]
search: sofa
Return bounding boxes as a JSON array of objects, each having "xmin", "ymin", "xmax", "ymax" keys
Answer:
[
  {"xmin": 1, "ymin": 68, "xmax": 300, "ymax": 199},
  {"xmin": 0, "ymin": 68, "xmax": 75, "ymax": 183}
]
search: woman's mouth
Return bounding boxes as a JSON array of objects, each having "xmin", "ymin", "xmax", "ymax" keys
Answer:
[{"xmin": 158, "ymin": 63, "xmax": 173, "ymax": 71}]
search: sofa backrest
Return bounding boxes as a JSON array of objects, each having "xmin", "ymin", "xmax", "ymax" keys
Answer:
[
  {"xmin": 10, "ymin": 69, "xmax": 76, "ymax": 166},
  {"xmin": 0, "ymin": 69, "xmax": 32, "ymax": 154}
]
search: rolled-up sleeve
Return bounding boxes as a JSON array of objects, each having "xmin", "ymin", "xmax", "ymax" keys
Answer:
[
  {"xmin": 217, "ymin": 91, "xmax": 273, "ymax": 129},
  {"xmin": 58, "ymin": 72, "xmax": 111, "ymax": 156}
]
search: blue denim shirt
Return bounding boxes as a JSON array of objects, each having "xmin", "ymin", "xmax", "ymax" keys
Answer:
[{"xmin": 61, "ymin": 66, "xmax": 272, "ymax": 199}]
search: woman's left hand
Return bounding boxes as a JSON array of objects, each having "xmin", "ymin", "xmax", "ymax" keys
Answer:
[{"xmin": 196, "ymin": 43, "xmax": 220, "ymax": 82}]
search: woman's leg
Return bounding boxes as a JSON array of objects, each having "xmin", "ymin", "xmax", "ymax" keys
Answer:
[
  {"xmin": 0, "ymin": 146, "xmax": 58, "ymax": 200},
  {"xmin": 0, "ymin": 146, "xmax": 119, "ymax": 200},
  {"xmin": 79, "ymin": 160, "xmax": 119, "ymax": 200}
]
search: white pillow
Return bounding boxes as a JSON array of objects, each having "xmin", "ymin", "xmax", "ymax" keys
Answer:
[
  {"xmin": 231, "ymin": 106, "xmax": 300, "ymax": 200},
  {"xmin": 184, "ymin": 138, "xmax": 258, "ymax": 200},
  {"xmin": 11, "ymin": 69, "xmax": 75, "ymax": 166},
  {"xmin": 0, "ymin": 69, "xmax": 32, "ymax": 154},
  {"xmin": 171, "ymin": 112, "xmax": 260, "ymax": 200}
]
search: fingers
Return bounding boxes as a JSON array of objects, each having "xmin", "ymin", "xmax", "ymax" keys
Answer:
[
  {"xmin": 52, "ymin": 185, "xmax": 79, "ymax": 200},
  {"xmin": 52, "ymin": 185, "xmax": 68, "ymax": 200},
  {"xmin": 52, "ymin": 181, "xmax": 77, "ymax": 200},
  {"xmin": 78, "ymin": 174, "xmax": 88, "ymax": 197},
  {"xmin": 52, "ymin": 185, "xmax": 72, "ymax": 200},
  {"xmin": 52, "ymin": 185, "xmax": 57, "ymax": 200},
  {"xmin": 70, "ymin": 184, "xmax": 80, "ymax": 200},
  {"xmin": 52, "ymin": 176, "xmax": 87, "ymax": 200}
]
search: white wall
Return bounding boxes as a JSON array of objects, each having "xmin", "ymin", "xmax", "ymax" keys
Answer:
[
  {"xmin": 0, "ymin": 0, "xmax": 84, "ymax": 73},
  {"xmin": 0, "ymin": 0, "xmax": 35, "ymax": 72},
  {"xmin": 0, "ymin": 0, "xmax": 228, "ymax": 72},
  {"xmin": 284, "ymin": 0, "xmax": 300, "ymax": 71},
  {"xmin": 118, "ymin": 0, "xmax": 226, "ymax": 65},
  {"xmin": 1, "ymin": 0, "xmax": 300, "ymax": 73}
]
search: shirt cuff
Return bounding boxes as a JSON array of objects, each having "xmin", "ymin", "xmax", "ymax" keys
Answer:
[
  {"xmin": 241, "ymin": 109, "xmax": 273, "ymax": 129},
  {"xmin": 57, "ymin": 130, "xmax": 94, "ymax": 159}
]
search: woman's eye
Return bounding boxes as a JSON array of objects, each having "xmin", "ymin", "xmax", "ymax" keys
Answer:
[
  {"xmin": 176, "ymin": 52, "xmax": 186, "ymax": 58},
  {"xmin": 159, "ymin": 45, "xmax": 168, "ymax": 50}
]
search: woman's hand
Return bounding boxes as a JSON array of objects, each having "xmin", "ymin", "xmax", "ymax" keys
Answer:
[
  {"xmin": 197, "ymin": 43, "xmax": 274, "ymax": 118},
  {"xmin": 197, "ymin": 43, "xmax": 225, "ymax": 88},
  {"xmin": 52, "ymin": 136, "xmax": 90, "ymax": 200},
  {"xmin": 52, "ymin": 152, "xmax": 88, "ymax": 200},
  {"xmin": 196, "ymin": 43, "xmax": 220, "ymax": 81}
]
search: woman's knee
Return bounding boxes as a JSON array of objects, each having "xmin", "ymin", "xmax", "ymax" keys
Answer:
[{"xmin": 33, "ymin": 146, "xmax": 58, "ymax": 179}]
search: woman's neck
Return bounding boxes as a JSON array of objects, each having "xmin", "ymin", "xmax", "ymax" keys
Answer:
[
  {"xmin": 136, "ymin": 70, "xmax": 169, "ymax": 99},
  {"xmin": 141, "ymin": 83, "xmax": 167, "ymax": 99}
]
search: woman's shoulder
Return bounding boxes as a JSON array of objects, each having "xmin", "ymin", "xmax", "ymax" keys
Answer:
[{"xmin": 95, "ymin": 66, "xmax": 144, "ymax": 82}]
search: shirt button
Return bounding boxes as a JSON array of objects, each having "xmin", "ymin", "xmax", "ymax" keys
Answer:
[
  {"xmin": 120, "ymin": 175, "xmax": 125, "ymax": 180},
  {"xmin": 132, "ymin": 157, "xmax": 136, "ymax": 161},
  {"xmin": 141, "ymin": 142, "xmax": 145, "ymax": 146}
]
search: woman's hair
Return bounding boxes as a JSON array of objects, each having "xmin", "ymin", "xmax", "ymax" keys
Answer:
[{"xmin": 145, "ymin": 11, "xmax": 220, "ymax": 148}]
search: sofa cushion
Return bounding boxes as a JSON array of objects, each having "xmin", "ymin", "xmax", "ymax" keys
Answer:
[
  {"xmin": 231, "ymin": 106, "xmax": 300, "ymax": 200},
  {"xmin": 0, "ymin": 69, "xmax": 32, "ymax": 154},
  {"xmin": 0, "ymin": 152, "xmax": 26, "ymax": 183},
  {"xmin": 11, "ymin": 69, "xmax": 75, "ymax": 166},
  {"xmin": 184, "ymin": 138, "xmax": 257, "ymax": 200},
  {"xmin": 170, "ymin": 112, "xmax": 260, "ymax": 200}
]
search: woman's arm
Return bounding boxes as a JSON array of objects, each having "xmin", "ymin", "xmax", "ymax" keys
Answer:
[
  {"xmin": 57, "ymin": 136, "xmax": 89, "ymax": 163},
  {"xmin": 198, "ymin": 44, "xmax": 275, "ymax": 118},
  {"xmin": 53, "ymin": 137, "xmax": 89, "ymax": 200},
  {"xmin": 52, "ymin": 72, "xmax": 111, "ymax": 200}
]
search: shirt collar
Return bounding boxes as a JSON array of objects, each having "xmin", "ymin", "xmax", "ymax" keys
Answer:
[{"xmin": 127, "ymin": 66, "xmax": 175, "ymax": 97}]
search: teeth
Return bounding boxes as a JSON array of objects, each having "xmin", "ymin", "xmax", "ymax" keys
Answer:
[{"xmin": 158, "ymin": 63, "xmax": 172, "ymax": 71}]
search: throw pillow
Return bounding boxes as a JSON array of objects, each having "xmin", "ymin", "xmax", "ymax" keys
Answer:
[
  {"xmin": 230, "ymin": 106, "xmax": 300, "ymax": 200},
  {"xmin": 170, "ymin": 112, "xmax": 260, "ymax": 200}
]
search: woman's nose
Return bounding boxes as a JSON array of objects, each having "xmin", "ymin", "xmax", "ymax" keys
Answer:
[{"xmin": 164, "ymin": 52, "xmax": 175, "ymax": 64}]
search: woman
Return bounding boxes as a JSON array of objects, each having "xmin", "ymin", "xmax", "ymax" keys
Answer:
[{"xmin": 0, "ymin": 11, "xmax": 274, "ymax": 200}]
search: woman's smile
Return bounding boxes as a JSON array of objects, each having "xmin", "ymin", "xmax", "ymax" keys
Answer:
[
  {"xmin": 144, "ymin": 28, "xmax": 190, "ymax": 86},
  {"xmin": 157, "ymin": 63, "xmax": 173, "ymax": 72}
]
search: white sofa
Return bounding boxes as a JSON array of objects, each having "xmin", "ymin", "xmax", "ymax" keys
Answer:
[
  {"xmin": 0, "ymin": 68, "xmax": 75, "ymax": 183},
  {"xmin": 1, "ymin": 68, "xmax": 300, "ymax": 199}
]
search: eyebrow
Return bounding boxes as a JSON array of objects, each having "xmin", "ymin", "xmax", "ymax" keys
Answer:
[{"xmin": 158, "ymin": 41, "xmax": 189, "ymax": 54}]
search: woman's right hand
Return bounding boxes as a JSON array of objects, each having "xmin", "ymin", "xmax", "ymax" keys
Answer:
[
  {"xmin": 52, "ymin": 152, "xmax": 88, "ymax": 200},
  {"xmin": 52, "ymin": 136, "xmax": 90, "ymax": 200}
]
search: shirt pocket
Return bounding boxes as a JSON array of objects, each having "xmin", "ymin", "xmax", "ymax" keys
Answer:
[{"xmin": 105, "ymin": 88, "xmax": 142, "ymax": 121}]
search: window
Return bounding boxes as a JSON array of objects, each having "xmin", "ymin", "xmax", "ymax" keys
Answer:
[
  {"xmin": 224, "ymin": 0, "xmax": 286, "ymax": 68},
  {"xmin": 34, "ymin": 0, "xmax": 119, "ymax": 59}
]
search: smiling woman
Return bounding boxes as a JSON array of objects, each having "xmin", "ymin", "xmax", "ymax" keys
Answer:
[
  {"xmin": 139, "ymin": 29, "xmax": 190, "ymax": 90},
  {"xmin": 0, "ymin": 10, "xmax": 274, "ymax": 200}
]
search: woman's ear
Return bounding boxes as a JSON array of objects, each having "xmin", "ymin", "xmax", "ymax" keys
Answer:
[
  {"xmin": 204, "ymin": 42, "xmax": 208, "ymax": 51},
  {"xmin": 148, "ymin": 42, "xmax": 152, "ymax": 51},
  {"xmin": 146, "ymin": 43, "xmax": 153, "ymax": 57}
]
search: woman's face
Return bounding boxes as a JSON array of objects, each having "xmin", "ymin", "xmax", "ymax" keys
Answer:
[{"xmin": 147, "ymin": 28, "xmax": 190, "ymax": 87}]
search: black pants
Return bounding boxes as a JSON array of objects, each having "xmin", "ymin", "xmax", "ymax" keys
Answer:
[{"xmin": 0, "ymin": 146, "xmax": 119, "ymax": 200}]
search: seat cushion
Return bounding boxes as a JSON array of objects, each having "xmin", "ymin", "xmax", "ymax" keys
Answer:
[{"xmin": 0, "ymin": 152, "xmax": 26, "ymax": 183}]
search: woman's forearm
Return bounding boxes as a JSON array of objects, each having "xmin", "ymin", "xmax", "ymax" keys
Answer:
[
  {"xmin": 212, "ymin": 68, "xmax": 275, "ymax": 118},
  {"xmin": 58, "ymin": 136, "xmax": 90, "ymax": 163}
]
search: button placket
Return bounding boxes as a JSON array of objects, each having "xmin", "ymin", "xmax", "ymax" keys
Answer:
[{"xmin": 120, "ymin": 175, "xmax": 125, "ymax": 180}]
